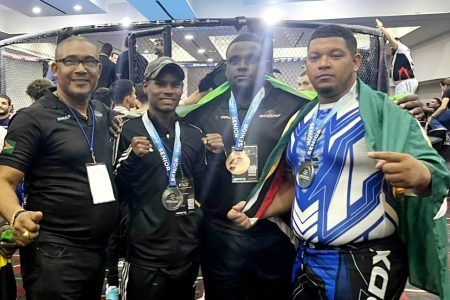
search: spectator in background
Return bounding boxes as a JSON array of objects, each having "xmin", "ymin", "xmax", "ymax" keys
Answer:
[
  {"xmin": 297, "ymin": 69, "xmax": 315, "ymax": 92},
  {"xmin": 26, "ymin": 79, "xmax": 53, "ymax": 102},
  {"xmin": 0, "ymin": 95, "xmax": 12, "ymax": 129},
  {"xmin": 93, "ymin": 87, "xmax": 113, "ymax": 108},
  {"xmin": 428, "ymin": 77, "xmax": 450, "ymax": 130},
  {"xmin": 110, "ymin": 51, "xmax": 119, "ymax": 64},
  {"xmin": 0, "ymin": 126, "xmax": 6, "ymax": 150},
  {"xmin": 376, "ymin": 19, "xmax": 418, "ymax": 95},
  {"xmin": 98, "ymin": 43, "xmax": 117, "ymax": 88},
  {"xmin": 116, "ymin": 36, "xmax": 148, "ymax": 83},
  {"xmin": 110, "ymin": 79, "xmax": 136, "ymax": 115},
  {"xmin": 132, "ymin": 83, "xmax": 149, "ymax": 112}
]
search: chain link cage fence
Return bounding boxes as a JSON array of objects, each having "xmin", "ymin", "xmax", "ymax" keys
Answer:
[
  {"xmin": 0, "ymin": 35, "xmax": 57, "ymax": 109},
  {"xmin": 0, "ymin": 18, "xmax": 387, "ymax": 110}
]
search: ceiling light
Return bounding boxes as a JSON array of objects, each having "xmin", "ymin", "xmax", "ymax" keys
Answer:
[
  {"xmin": 73, "ymin": 5, "xmax": 82, "ymax": 11},
  {"xmin": 32, "ymin": 6, "xmax": 41, "ymax": 14},
  {"xmin": 144, "ymin": 50, "xmax": 149, "ymax": 54},
  {"xmin": 207, "ymin": 58, "xmax": 213, "ymax": 62},
  {"xmin": 262, "ymin": 7, "xmax": 284, "ymax": 25},
  {"xmin": 185, "ymin": 34, "xmax": 194, "ymax": 40},
  {"xmin": 198, "ymin": 48, "xmax": 205, "ymax": 54},
  {"xmin": 121, "ymin": 17, "xmax": 132, "ymax": 27}
]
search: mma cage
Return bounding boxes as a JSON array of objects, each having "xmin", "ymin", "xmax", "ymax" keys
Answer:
[{"xmin": 0, "ymin": 17, "xmax": 388, "ymax": 111}]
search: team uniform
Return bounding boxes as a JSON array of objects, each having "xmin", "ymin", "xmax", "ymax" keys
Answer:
[
  {"xmin": 286, "ymin": 83, "xmax": 407, "ymax": 299},
  {"xmin": 115, "ymin": 113, "xmax": 217, "ymax": 300},
  {"xmin": 391, "ymin": 41, "xmax": 418, "ymax": 95},
  {"xmin": 0, "ymin": 92, "xmax": 119, "ymax": 300},
  {"xmin": 184, "ymin": 79, "xmax": 309, "ymax": 300}
]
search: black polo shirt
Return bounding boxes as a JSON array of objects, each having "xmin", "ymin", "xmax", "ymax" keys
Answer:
[
  {"xmin": 184, "ymin": 82, "xmax": 309, "ymax": 224},
  {"xmin": 0, "ymin": 92, "xmax": 119, "ymax": 248},
  {"xmin": 115, "ymin": 113, "xmax": 209, "ymax": 268}
]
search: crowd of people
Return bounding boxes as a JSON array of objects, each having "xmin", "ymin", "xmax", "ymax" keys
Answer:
[{"xmin": 0, "ymin": 20, "xmax": 449, "ymax": 300}]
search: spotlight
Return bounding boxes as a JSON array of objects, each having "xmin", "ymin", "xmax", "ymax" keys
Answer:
[
  {"xmin": 262, "ymin": 7, "xmax": 284, "ymax": 25},
  {"xmin": 32, "ymin": 7, "xmax": 41, "ymax": 14},
  {"xmin": 121, "ymin": 17, "xmax": 132, "ymax": 27},
  {"xmin": 198, "ymin": 49, "xmax": 206, "ymax": 54},
  {"xmin": 73, "ymin": 5, "xmax": 82, "ymax": 11},
  {"xmin": 185, "ymin": 34, "xmax": 194, "ymax": 40}
]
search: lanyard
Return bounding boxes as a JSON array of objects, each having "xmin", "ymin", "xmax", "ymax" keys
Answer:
[
  {"xmin": 229, "ymin": 87, "xmax": 265, "ymax": 151},
  {"xmin": 304, "ymin": 89, "xmax": 355, "ymax": 161},
  {"xmin": 142, "ymin": 113, "xmax": 181, "ymax": 188},
  {"xmin": 63, "ymin": 102, "xmax": 97, "ymax": 163}
]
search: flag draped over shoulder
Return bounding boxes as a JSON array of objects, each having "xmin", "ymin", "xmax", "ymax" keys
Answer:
[
  {"xmin": 176, "ymin": 75, "xmax": 316, "ymax": 117},
  {"xmin": 245, "ymin": 79, "xmax": 450, "ymax": 299}
]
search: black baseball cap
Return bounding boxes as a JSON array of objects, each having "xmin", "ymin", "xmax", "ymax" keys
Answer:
[{"xmin": 144, "ymin": 56, "xmax": 185, "ymax": 81}]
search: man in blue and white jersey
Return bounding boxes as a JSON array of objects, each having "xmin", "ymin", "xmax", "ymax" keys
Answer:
[{"xmin": 228, "ymin": 25, "xmax": 449, "ymax": 300}]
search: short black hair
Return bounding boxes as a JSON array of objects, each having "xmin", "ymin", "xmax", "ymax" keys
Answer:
[
  {"xmin": 26, "ymin": 79, "xmax": 53, "ymax": 101},
  {"xmin": 440, "ymin": 77, "xmax": 450, "ymax": 86},
  {"xmin": 93, "ymin": 87, "xmax": 112, "ymax": 108},
  {"xmin": 100, "ymin": 43, "xmax": 113, "ymax": 56},
  {"xmin": 226, "ymin": 32, "xmax": 263, "ymax": 58},
  {"xmin": 110, "ymin": 79, "xmax": 134, "ymax": 104},
  {"xmin": 135, "ymin": 83, "xmax": 148, "ymax": 104},
  {"xmin": 55, "ymin": 36, "xmax": 98, "ymax": 59},
  {"xmin": 0, "ymin": 94, "xmax": 11, "ymax": 106},
  {"xmin": 308, "ymin": 25, "xmax": 357, "ymax": 55}
]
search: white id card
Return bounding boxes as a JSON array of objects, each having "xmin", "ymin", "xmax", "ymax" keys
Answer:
[{"xmin": 86, "ymin": 163, "xmax": 116, "ymax": 204}]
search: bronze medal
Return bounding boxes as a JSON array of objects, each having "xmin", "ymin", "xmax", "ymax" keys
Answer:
[
  {"xmin": 296, "ymin": 161, "xmax": 315, "ymax": 189},
  {"xmin": 161, "ymin": 187, "xmax": 184, "ymax": 211},
  {"xmin": 226, "ymin": 150, "xmax": 251, "ymax": 175}
]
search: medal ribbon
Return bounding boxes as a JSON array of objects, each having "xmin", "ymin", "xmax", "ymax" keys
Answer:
[
  {"xmin": 304, "ymin": 88, "xmax": 356, "ymax": 161},
  {"xmin": 63, "ymin": 101, "xmax": 97, "ymax": 163},
  {"xmin": 142, "ymin": 113, "xmax": 181, "ymax": 188},
  {"xmin": 229, "ymin": 87, "xmax": 265, "ymax": 151}
]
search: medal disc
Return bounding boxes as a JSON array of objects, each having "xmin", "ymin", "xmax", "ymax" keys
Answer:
[
  {"xmin": 161, "ymin": 187, "xmax": 184, "ymax": 211},
  {"xmin": 226, "ymin": 150, "xmax": 251, "ymax": 175},
  {"xmin": 296, "ymin": 161, "xmax": 315, "ymax": 189}
]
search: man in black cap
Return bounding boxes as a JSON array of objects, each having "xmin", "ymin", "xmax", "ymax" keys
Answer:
[{"xmin": 115, "ymin": 56, "xmax": 224, "ymax": 300}]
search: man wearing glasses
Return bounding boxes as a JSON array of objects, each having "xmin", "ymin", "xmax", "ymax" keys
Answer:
[{"xmin": 0, "ymin": 36, "xmax": 119, "ymax": 300}]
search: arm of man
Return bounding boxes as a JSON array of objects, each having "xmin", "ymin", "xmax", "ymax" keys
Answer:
[
  {"xmin": 0, "ymin": 166, "xmax": 42, "ymax": 247},
  {"xmin": 368, "ymin": 152, "xmax": 432, "ymax": 196},
  {"xmin": 376, "ymin": 19, "xmax": 399, "ymax": 49},
  {"xmin": 227, "ymin": 175, "xmax": 295, "ymax": 229}
]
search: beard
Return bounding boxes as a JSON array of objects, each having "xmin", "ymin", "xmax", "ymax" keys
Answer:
[{"xmin": 0, "ymin": 109, "xmax": 9, "ymax": 116}]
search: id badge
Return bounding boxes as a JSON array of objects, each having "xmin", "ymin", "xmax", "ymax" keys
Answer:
[
  {"xmin": 174, "ymin": 177, "xmax": 196, "ymax": 216},
  {"xmin": 86, "ymin": 163, "xmax": 116, "ymax": 204},
  {"xmin": 231, "ymin": 145, "xmax": 258, "ymax": 183}
]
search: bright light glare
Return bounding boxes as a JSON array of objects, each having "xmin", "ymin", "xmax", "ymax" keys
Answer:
[
  {"xmin": 262, "ymin": 7, "xmax": 283, "ymax": 25},
  {"xmin": 121, "ymin": 17, "xmax": 132, "ymax": 27},
  {"xmin": 198, "ymin": 48, "xmax": 206, "ymax": 54},
  {"xmin": 185, "ymin": 34, "xmax": 194, "ymax": 40},
  {"xmin": 73, "ymin": 5, "xmax": 82, "ymax": 11},
  {"xmin": 32, "ymin": 7, "xmax": 42, "ymax": 14},
  {"xmin": 207, "ymin": 58, "xmax": 213, "ymax": 62}
]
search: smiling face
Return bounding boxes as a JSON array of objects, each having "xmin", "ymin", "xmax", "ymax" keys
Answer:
[
  {"xmin": 52, "ymin": 39, "xmax": 101, "ymax": 103},
  {"xmin": 306, "ymin": 37, "xmax": 361, "ymax": 103},
  {"xmin": 144, "ymin": 69, "xmax": 183, "ymax": 113}
]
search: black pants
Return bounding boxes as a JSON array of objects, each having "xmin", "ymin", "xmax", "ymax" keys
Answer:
[
  {"xmin": 120, "ymin": 261, "xmax": 199, "ymax": 300},
  {"xmin": 292, "ymin": 234, "xmax": 408, "ymax": 300},
  {"xmin": 20, "ymin": 242, "xmax": 106, "ymax": 300},
  {"xmin": 0, "ymin": 261, "xmax": 16, "ymax": 300},
  {"xmin": 201, "ymin": 220, "xmax": 296, "ymax": 300}
]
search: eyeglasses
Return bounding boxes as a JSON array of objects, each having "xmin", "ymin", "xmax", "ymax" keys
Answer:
[{"xmin": 55, "ymin": 56, "xmax": 100, "ymax": 69}]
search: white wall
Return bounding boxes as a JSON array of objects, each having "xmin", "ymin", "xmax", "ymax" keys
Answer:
[{"xmin": 411, "ymin": 30, "xmax": 450, "ymax": 82}]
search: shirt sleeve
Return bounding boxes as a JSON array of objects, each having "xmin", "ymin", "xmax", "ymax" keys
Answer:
[
  {"xmin": 0, "ymin": 110, "xmax": 42, "ymax": 173},
  {"xmin": 396, "ymin": 41, "xmax": 410, "ymax": 54}
]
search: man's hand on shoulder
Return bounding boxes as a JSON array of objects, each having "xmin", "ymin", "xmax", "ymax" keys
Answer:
[{"xmin": 396, "ymin": 95, "xmax": 425, "ymax": 121}]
